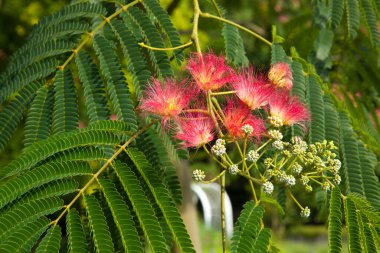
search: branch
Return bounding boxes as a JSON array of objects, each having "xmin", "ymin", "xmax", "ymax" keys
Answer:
[
  {"xmin": 200, "ymin": 12, "xmax": 272, "ymax": 47},
  {"xmin": 49, "ymin": 120, "xmax": 156, "ymax": 226},
  {"xmin": 57, "ymin": 0, "xmax": 141, "ymax": 70},
  {"xmin": 138, "ymin": 41, "xmax": 193, "ymax": 51}
]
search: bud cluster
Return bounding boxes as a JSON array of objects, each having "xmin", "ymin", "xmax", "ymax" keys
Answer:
[{"xmin": 262, "ymin": 137, "xmax": 341, "ymax": 195}]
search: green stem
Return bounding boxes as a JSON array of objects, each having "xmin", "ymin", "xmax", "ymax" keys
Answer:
[
  {"xmin": 203, "ymin": 145, "xmax": 227, "ymax": 169},
  {"xmin": 211, "ymin": 0, "xmax": 223, "ymax": 17},
  {"xmin": 192, "ymin": 0, "xmax": 202, "ymax": 53},
  {"xmin": 207, "ymin": 91, "xmax": 223, "ymax": 136},
  {"xmin": 289, "ymin": 191, "xmax": 303, "ymax": 209},
  {"xmin": 201, "ymin": 170, "xmax": 226, "ymax": 184},
  {"xmin": 200, "ymin": 12, "xmax": 272, "ymax": 46},
  {"xmin": 138, "ymin": 41, "xmax": 193, "ymax": 51},
  {"xmin": 242, "ymin": 137, "xmax": 248, "ymax": 171},
  {"xmin": 257, "ymin": 139, "xmax": 272, "ymax": 152},
  {"xmin": 238, "ymin": 171, "xmax": 262, "ymax": 185},
  {"xmin": 211, "ymin": 97, "xmax": 226, "ymax": 119},
  {"xmin": 210, "ymin": 90, "xmax": 237, "ymax": 96},
  {"xmin": 182, "ymin": 109, "xmax": 209, "ymax": 115},
  {"xmin": 220, "ymin": 173, "xmax": 227, "ymax": 253},
  {"xmin": 234, "ymin": 141, "xmax": 244, "ymax": 159}
]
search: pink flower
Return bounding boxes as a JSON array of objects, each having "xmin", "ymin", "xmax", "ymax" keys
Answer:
[
  {"xmin": 175, "ymin": 113, "xmax": 215, "ymax": 148},
  {"xmin": 187, "ymin": 52, "xmax": 234, "ymax": 91},
  {"xmin": 268, "ymin": 62, "xmax": 293, "ymax": 90},
  {"xmin": 232, "ymin": 67, "xmax": 274, "ymax": 110},
  {"xmin": 268, "ymin": 92, "xmax": 309, "ymax": 127},
  {"xmin": 223, "ymin": 100, "xmax": 266, "ymax": 139},
  {"xmin": 140, "ymin": 78, "xmax": 196, "ymax": 123}
]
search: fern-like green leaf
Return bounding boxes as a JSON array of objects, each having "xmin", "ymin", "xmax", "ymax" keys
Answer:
[
  {"xmin": 35, "ymin": 225, "xmax": 62, "ymax": 253},
  {"xmin": 31, "ymin": 2, "xmax": 105, "ymax": 33},
  {"xmin": 0, "ymin": 217, "xmax": 48, "ymax": 253},
  {"xmin": 52, "ymin": 68, "xmax": 78, "ymax": 134},
  {"xmin": 142, "ymin": 0, "xmax": 184, "ymax": 63},
  {"xmin": 2, "ymin": 179, "xmax": 78, "ymax": 214},
  {"xmin": 260, "ymin": 195, "xmax": 285, "ymax": 216},
  {"xmin": 84, "ymin": 195, "xmax": 114, "ymax": 253},
  {"xmin": 75, "ymin": 51, "xmax": 110, "ymax": 123},
  {"xmin": 51, "ymin": 146, "xmax": 108, "ymax": 163},
  {"xmin": 231, "ymin": 202, "xmax": 265, "ymax": 253},
  {"xmin": 365, "ymin": 221, "xmax": 379, "ymax": 252},
  {"xmin": 110, "ymin": 19, "xmax": 151, "ymax": 97},
  {"xmin": 6, "ymin": 40, "xmax": 76, "ymax": 78},
  {"xmin": 0, "ymin": 197, "xmax": 63, "ymax": 243},
  {"xmin": 252, "ymin": 228, "xmax": 271, "ymax": 253},
  {"xmin": 126, "ymin": 148, "xmax": 195, "ymax": 252},
  {"xmin": 122, "ymin": 7, "xmax": 173, "ymax": 77},
  {"xmin": 0, "ymin": 82, "xmax": 40, "ymax": 151},
  {"xmin": 0, "ymin": 58, "xmax": 58, "ymax": 103},
  {"xmin": 328, "ymin": 187, "xmax": 343, "ymax": 253},
  {"xmin": 1, "ymin": 121, "xmax": 131, "ymax": 178},
  {"xmin": 348, "ymin": 193, "xmax": 380, "ymax": 225},
  {"xmin": 222, "ymin": 23, "xmax": 249, "ymax": 67},
  {"xmin": 137, "ymin": 125, "xmax": 183, "ymax": 204},
  {"xmin": 323, "ymin": 95, "xmax": 340, "ymax": 151},
  {"xmin": 361, "ymin": 0, "xmax": 380, "ymax": 47},
  {"xmin": 344, "ymin": 198, "xmax": 363, "ymax": 252},
  {"xmin": 339, "ymin": 112, "xmax": 364, "ymax": 195},
  {"xmin": 113, "ymin": 161, "xmax": 168, "ymax": 253},
  {"xmin": 357, "ymin": 142, "xmax": 380, "ymax": 210},
  {"xmin": 22, "ymin": 179, "xmax": 78, "ymax": 203},
  {"xmin": 329, "ymin": 0, "xmax": 345, "ymax": 29},
  {"xmin": 93, "ymin": 35, "xmax": 137, "ymax": 131},
  {"xmin": 306, "ymin": 75, "xmax": 325, "ymax": 143},
  {"xmin": 0, "ymin": 161, "xmax": 91, "ymax": 209},
  {"xmin": 66, "ymin": 209, "xmax": 88, "ymax": 253},
  {"xmin": 291, "ymin": 61, "xmax": 307, "ymax": 137},
  {"xmin": 271, "ymin": 44, "xmax": 289, "ymax": 64},
  {"xmin": 345, "ymin": 0, "xmax": 360, "ymax": 39},
  {"xmin": 22, "ymin": 21, "xmax": 88, "ymax": 51},
  {"xmin": 25, "ymin": 86, "xmax": 53, "ymax": 147},
  {"xmin": 98, "ymin": 178, "xmax": 144, "ymax": 253}
]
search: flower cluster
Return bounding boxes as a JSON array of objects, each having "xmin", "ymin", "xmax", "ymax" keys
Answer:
[
  {"xmin": 139, "ymin": 52, "xmax": 340, "ymax": 218},
  {"xmin": 140, "ymin": 52, "xmax": 308, "ymax": 147}
]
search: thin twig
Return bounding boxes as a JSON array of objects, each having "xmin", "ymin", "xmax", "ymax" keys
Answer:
[
  {"xmin": 138, "ymin": 41, "xmax": 193, "ymax": 51},
  {"xmin": 200, "ymin": 12, "xmax": 272, "ymax": 47}
]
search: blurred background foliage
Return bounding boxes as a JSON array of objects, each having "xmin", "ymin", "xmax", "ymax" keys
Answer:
[{"xmin": 1, "ymin": 0, "xmax": 379, "ymax": 252}]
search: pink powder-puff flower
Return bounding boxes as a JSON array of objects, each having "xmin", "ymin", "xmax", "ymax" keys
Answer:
[
  {"xmin": 223, "ymin": 100, "xmax": 266, "ymax": 139},
  {"xmin": 187, "ymin": 52, "xmax": 234, "ymax": 91},
  {"xmin": 268, "ymin": 62, "xmax": 293, "ymax": 90},
  {"xmin": 175, "ymin": 113, "xmax": 215, "ymax": 148},
  {"xmin": 232, "ymin": 67, "xmax": 274, "ymax": 110},
  {"xmin": 140, "ymin": 78, "xmax": 196, "ymax": 124},
  {"xmin": 268, "ymin": 92, "xmax": 309, "ymax": 127}
]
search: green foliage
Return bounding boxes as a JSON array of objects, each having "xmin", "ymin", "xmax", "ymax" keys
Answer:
[
  {"xmin": 306, "ymin": 75, "xmax": 326, "ymax": 143},
  {"xmin": 269, "ymin": 42, "xmax": 380, "ymax": 253},
  {"xmin": 328, "ymin": 187, "xmax": 342, "ymax": 253},
  {"xmin": 126, "ymin": 148, "xmax": 195, "ymax": 253},
  {"xmin": 66, "ymin": 209, "xmax": 87, "ymax": 253},
  {"xmin": 0, "ymin": 2, "xmax": 194, "ymax": 251},
  {"xmin": 230, "ymin": 202, "xmax": 271, "ymax": 253},
  {"xmin": 327, "ymin": 0, "xmax": 380, "ymax": 46},
  {"xmin": 1, "ymin": 0, "xmax": 380, "ymax": 252},
  {"xmin": 35, "ymin": 225, "xmax": 62, "ymax": 253},
  {"xmin": 52, "ymin": 69, "xmax": 78, "ymax": 134},
  {"xmin": 24, "ymin": 86, "xmax": 53, "ymax": 147},
  {"xmin": 222, "ymin": 23, "xmax": 249, "ymax": 67}
]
